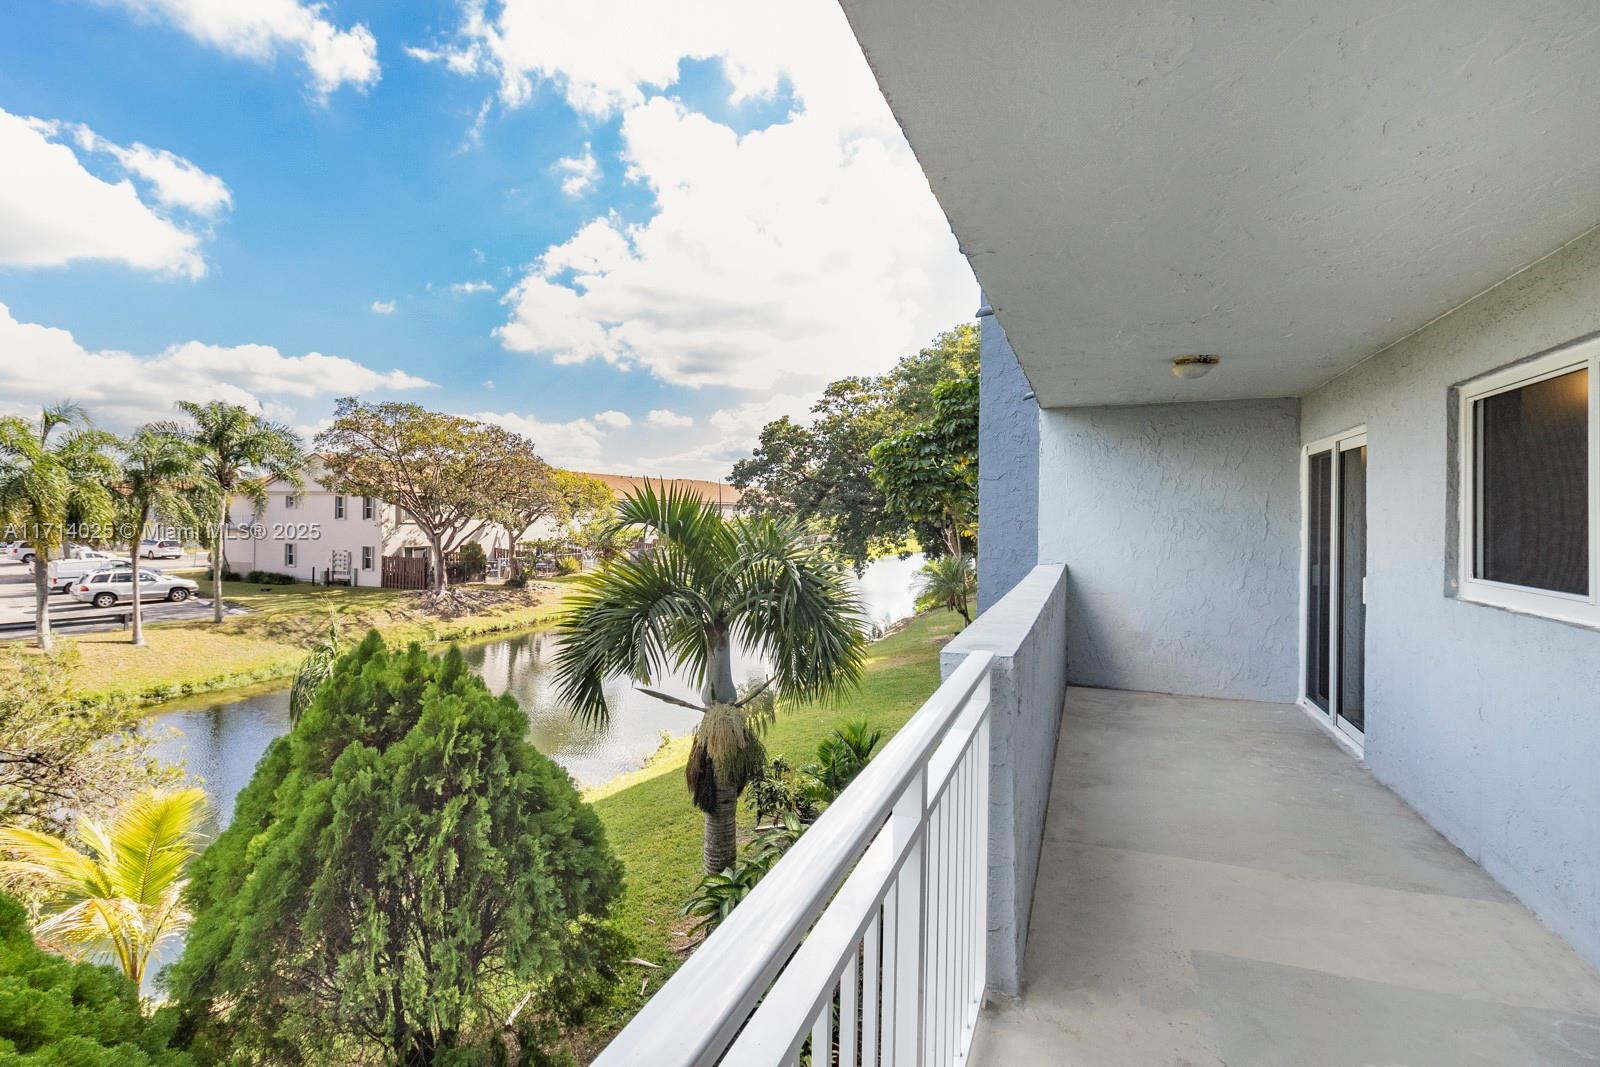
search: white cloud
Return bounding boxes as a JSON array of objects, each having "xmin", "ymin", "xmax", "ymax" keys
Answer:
[
  {"xmin": 0, "ymin": 108, "xmax": 209, "ymax": 278},
  {"xmin": 448, "ymin": 280, "xmax": 496, "ymax": 294},
  {"xmin": 67, "ymin": 124, "xmax": 232, "ymax": 217},
  {"xmin": 651, "ymin": 392, "xmax": 814, "ymax": 479},
  {"xmin": 554, "ymin": 144, "xmax": 599, "ymax": 196},
  {"xmin": 592, "ymin": 409, "xmax": 631, "ymax": 429},
  {"xmin": 370, "ymin": 299, "xmax": 396, "ymax": 314},
  {"xmin": 0, "ymin": 301, "xmax": 432, "ymax": 432},
  {"xmin": 646, "ymin": 408, "xmax": 693, "ymax": 428},
  {"xmin": 94, "ymin": 0, "xmax": 379, "ymax": 99},
  {"xmin": 459, "ymin": 0, "xmax": 976, "ymax": 392},
  {"xmin": 471, "ymin": 410, "xmax": 610, "ymax": 469}
]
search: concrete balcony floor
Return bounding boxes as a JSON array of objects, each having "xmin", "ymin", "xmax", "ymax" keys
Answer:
[{"xmin": 971, "ymin": 688, "xmax": 1600, "ymax": 1066}]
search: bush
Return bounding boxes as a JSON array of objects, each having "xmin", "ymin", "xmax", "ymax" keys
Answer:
[
  {"xmin": 0, "ymin": 893, "xmax": 193, "ymax": 1065},
  {"xmin": 681, "ymin": 813, "xmax": 805, "ymax": 937},
  {"xmin": 554, "ymin": 554, "xmax": 582, "ymax": 575},
  {"xmin": 242, "ymin": 570, "xmax": 296, "ymax": 585},
  {"xmin": 201, "ymin": 566, "xmax": 240, "ymax": 581},
  {"xmin": 805, "ymin": 719, "xmax": 882, "ymax": 802},
  {"xmin": 170, "ymin": 632, "xmax": 625, "ymax": 1064},
  {"xmin": 747, "ymin": 755, "xmax": 818, "ymax": 825}
]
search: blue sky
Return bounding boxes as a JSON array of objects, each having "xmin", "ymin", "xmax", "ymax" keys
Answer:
[{"xmin": 0, "ymin": 0, "xmax": 975, "ymax": 477}]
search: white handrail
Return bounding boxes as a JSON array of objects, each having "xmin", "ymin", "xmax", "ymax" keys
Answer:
[{"xmin": 594, "ymin": 650, "xmax": 995, "ymax": 1067}]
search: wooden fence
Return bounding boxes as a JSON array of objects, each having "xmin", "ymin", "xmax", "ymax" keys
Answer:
[{"xmin": 382, "ymin": 554, "xmax": 430, "ymax": 590}]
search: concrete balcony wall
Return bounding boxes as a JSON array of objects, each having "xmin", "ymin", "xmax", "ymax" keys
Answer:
[
  {"xmin": 1036, "ymin": 398, "xmax": 1302, "ymax": 703},
  {"xmin": 1302, "ymin": 224, "xmax": 1600, "ymax": 971},
  {"xmin": 941, "ymin": 563, "xmax": 1068, "ymax": 996},
  {"xmin": 977, "ymin": 305, "xmax": 1040, "ymax": 612}
]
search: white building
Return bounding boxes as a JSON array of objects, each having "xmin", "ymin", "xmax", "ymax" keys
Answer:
[{"xmin": 226, "ymin": 459, "xmax": 395, "ymax": 586}]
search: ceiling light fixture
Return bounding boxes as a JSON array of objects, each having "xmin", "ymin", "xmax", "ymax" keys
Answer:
[{"xmin": 1172, "ymin": 354, "xmax": 1220, "ymax": 380}]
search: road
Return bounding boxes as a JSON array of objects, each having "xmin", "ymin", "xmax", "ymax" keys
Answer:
[{"xmin": 0, "ymin": 552, "xmax": 215, "ymax": 638}]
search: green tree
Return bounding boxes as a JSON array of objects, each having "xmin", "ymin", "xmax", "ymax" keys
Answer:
[
  {"xmin": 489, "ymin": 460, "xmax": 613, "ymax": 582},
  {"xmin": 0, "ymin": 404, "xmax": 119, "ymax": 650},
  {"xmin": 316, "ymin": 398, "xmax": 531, "ymax": 592},
  {"xmin": 731, "ymin": 323, "xmax": 977, "ymax": 567},
  {"xmin": 552, "ymin": 482, "xmax": 867, "ymax": 874},
  {"xmin": 914, "ymin": 552, "xmax": 977, "ymax": 626},
  {"xmin": 171, "ymin": 632, "xmax": 623, "ymax": 1065},
  {"xmin": 0, "ymin": 645, "xmax": 177, "ymax": 838},
  {"xmin": 0, "ymin": 892, "xmax": 193, "ymax": 1065},
  {"xmin": 160, "ymin": 401, "xmax": 305, "ymax": 623},
  {"xmin": 117, "ymin": 428, "xmax": 203, "ymax": 646},
  {"xmin": 870, "ymin": 368, "xmax": 979, "ymax": 558},
  {"xmin": 0, "ymin": 788, "xmax": 207, "ymax": 986}
]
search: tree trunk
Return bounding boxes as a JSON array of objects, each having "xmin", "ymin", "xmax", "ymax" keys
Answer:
[
  {"xmin": 703, "ymin": 776, "xmax": 740, "ymax": 875},
  {"xmin": 429, "ymin": 532, "xmax": 447, "ymax": 592},
  {"xmin": 701, "ymin": 633, "xmax": 740, "ymax": 875},
  {"xmin": 211, "ymin": 512, "xmax": 226, "ymax": 623},
  {"xmin": 32, "ymin": 547, "xmax": 51, "ymax": 652},
  {"xmin": 131, "ymin": 504, "xmax": 148, "ymax": 645}
]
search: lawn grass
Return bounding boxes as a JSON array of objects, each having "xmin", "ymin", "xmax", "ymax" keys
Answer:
[
  {"xmin": 60, "ymin": 576, "xmax": 581, "ymax": 706},
  {"xmin": 573, "ymin": 609, "xmax": 963, "ymax": 1056}
]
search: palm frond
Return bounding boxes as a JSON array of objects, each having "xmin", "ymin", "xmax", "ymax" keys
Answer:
[
  {"xmin": 552, "ymin": 553, "xmax": 715, "ymax": 728},
  {"xmin": 728, "ymin": 513, "xmax": 868, "ymax": 706}
]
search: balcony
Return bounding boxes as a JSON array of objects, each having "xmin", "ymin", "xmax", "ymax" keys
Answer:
[
  {"xmin": 593, "ymin": 565, "xmax": 1600, "ymax": 1064},
  {"xmin": 974, "ymin": 686, "xmax": 1600, "ymax": 1065}
]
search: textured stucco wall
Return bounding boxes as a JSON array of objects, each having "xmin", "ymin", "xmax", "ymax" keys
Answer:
[
  {"xmin": 1302, "ymin": 227, "xmax": 1600, "ymax": 969},
  {"xmin": 1036, "ymin": 399, "xmax": 1302, "ymax": 702},
  {"xmin": 978, "ymin": 306, "xmax": 1040, "ymax": 612},
  {"xmin": 942, "ymin": 564, "xmax": 1068, "ymax": 998}
]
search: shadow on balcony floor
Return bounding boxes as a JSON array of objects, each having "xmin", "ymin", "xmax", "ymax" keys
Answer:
[{"xmin": 970, "ymin": 687, "xmax": 1600, "ymax": 1066}]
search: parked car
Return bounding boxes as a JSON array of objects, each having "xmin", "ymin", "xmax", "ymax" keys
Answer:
[
  {"xmin": 71, "ymin": 568, "xmax": 198, "ymax": 608},
  {"xmin": 47, "ymin": 553, "xmax": 131, "ymax": 592},
  {"xmin": 140, "ymin": 538, "xmax": 184, "ymax": 559}
]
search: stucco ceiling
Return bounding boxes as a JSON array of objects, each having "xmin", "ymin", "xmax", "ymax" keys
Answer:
[{"xmin": 838, "ymin": 1, "xmax": 1600, "ymax": 407}]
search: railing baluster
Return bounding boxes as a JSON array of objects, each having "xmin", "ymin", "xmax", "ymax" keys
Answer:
[
  {"xmin": 595, "ymin": 653, "xmax": 994, "ymax": 1067},
  {"xmin": 841, "ymin": 947, "xmax": 859, "ymax": 1067},
  {"xmin": 863, "ymin": 911, "xmax": 880, "ymax": 1067}
]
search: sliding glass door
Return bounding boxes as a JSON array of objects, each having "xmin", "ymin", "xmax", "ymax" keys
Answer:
[{"xmin": 1304, "ymin": 431, "xmax": 1367, "ymax": 742}]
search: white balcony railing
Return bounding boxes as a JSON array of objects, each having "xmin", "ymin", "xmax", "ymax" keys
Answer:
[{"xmin": 594, "ymin": 649, "xmax": 995, "ymax": 1067}]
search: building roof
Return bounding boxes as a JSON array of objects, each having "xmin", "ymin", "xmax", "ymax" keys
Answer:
[{"xmin": 578, "ymin": 472, "xmax": 744, "ymax": 507}]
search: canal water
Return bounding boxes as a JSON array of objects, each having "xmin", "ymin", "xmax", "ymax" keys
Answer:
[{"xmin": 149, "ymin": 554, "xmax": 925, "ymax": 833}]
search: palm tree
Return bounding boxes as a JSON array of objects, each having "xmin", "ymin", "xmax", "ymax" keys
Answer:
[
  {"xmin": 553, "ymin": 482, "xmax": 867, "ymax": 874},
  {"xmin": 0, "ymin": 788, "xmax": 207, "ymax": 986},
  {"xmin": 916, "ymin": 552, "xmax": 976, "ymax": 625},
  {"xmin": 289, "ymin": 616, "xmax": 342, "ymax": 726},
  {"xmin": 159, "ymin": 401, "xmax": 305, "ymax": 623},
  {"xmin": 118, "ymin": 427, "xmax": 203, "ymax": 646},
  {"xmin": 0, "ymin": 405, "xmax": 118, "ymax": 651}
]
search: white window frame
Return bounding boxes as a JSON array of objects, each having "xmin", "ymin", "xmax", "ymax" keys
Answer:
[
  {"xmin": 361, "ymin": 545, "xmax": 374, "ymax": 570},
  {"xmin": 334, "ymin": 494, "xmax": 346, "ymax": 519},
  {"xmin": 362, "ymin": 496, "xmax": 375, "ymax": 521},
  {"xmin": 285, "ymin": 493, "xmax": 298, "ymax": 510},
  {"xmin": 1456, "ymin": 338, "xmax": 1600, "ymax": 628},
  {"xmin": 284, "ymin": 543, "xmax": 297, "ymax": 567}
]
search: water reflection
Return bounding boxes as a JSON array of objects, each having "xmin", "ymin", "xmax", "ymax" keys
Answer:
[{"xmin": 148, "ymin": 553, "xmax": 924, "ymax": 831}]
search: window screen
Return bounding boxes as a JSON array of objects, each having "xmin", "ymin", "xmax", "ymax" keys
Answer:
[{"xmin": 1474, "ymin": 367, "xmax": 1589, "ymax": 595}]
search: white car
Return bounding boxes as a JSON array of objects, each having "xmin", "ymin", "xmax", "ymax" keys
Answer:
[
  {"xmin": 71, "ymin": 568, "xmax": 199, "ymax": 609},
  {"xmin": 140, "ymin": 538, "xmax": 185, "ymax": 559},
  {"xmin": 47, "ymin": 552, "xmax": 131, "ymax": 592}
]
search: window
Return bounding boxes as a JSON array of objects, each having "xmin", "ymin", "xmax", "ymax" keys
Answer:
[
  {"xmin": 361, "ymin": 546, "xmax": 374, "ymax": 570},
  {"xmin": 334, "ymin": 495, "xmax": 346, "ymax": 519},
  {"xmin": 285, "ymin": 493, "xmax": 298, "ymax": 510},
  {"xmin": 362, "ymin": 496, "xmax": 375, "ymax": 521},
  {"xmin": 1459, "ymin": 339, "xmax": 1599, "ymax": 626},
  {"xmin": 284, "ymin": 543, "xmax": 297, "ymax": 567}
]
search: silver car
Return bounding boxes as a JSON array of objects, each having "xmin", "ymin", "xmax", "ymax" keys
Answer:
[{"xmin": 70, "ymin": 568, "xmax": 199, "ymax": 608}]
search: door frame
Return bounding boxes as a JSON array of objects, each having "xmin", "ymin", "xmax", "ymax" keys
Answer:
[{"xmin": 1298, "ymin": 426, "xmax": 1368, "ymax": 755}]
